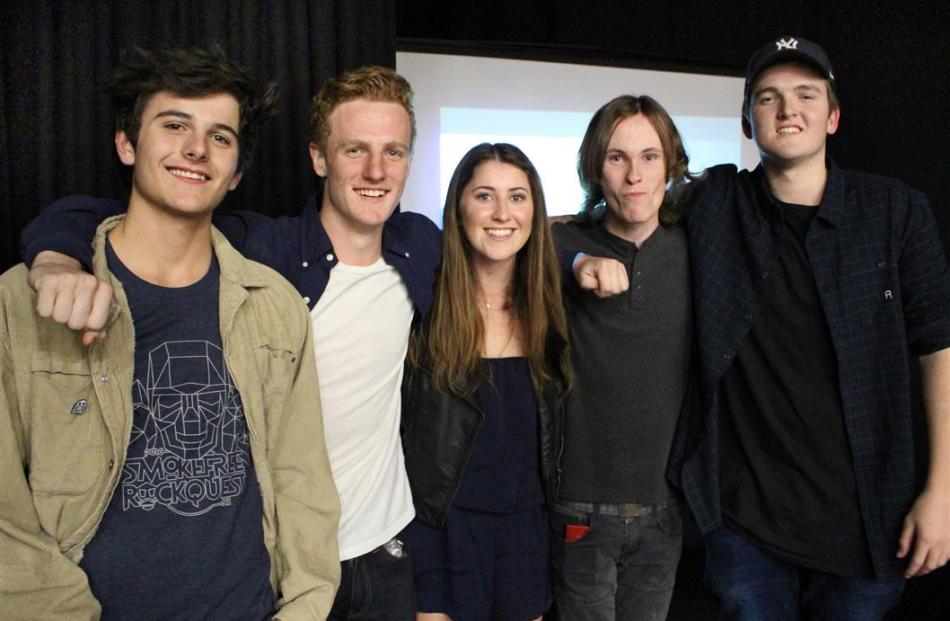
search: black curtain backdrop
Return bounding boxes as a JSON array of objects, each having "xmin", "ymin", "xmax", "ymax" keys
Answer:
[{"xmin": 1, "ymin": 0, "xmax": 396, "ymax": 271}]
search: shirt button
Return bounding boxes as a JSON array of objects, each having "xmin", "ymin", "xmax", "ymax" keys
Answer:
[
  {"xmin": 326, "ymin": 253, "xmax": 334, "ymax": 261},
  {"xmin": 302, "ymin": 261, "xmax": 309, "ymax": 268},
  {"xmin": 722, "ymin": 353, "xmax": 732, "ymax": 360},
  {"xmin": 303, "ymin": 296, "xmax": 311, "ymax": 304},
  {"xmin": 404, "ymin": 252, "xmax": 410, "ymax": 258},
  {"xmin": 100, "ymin": 374, "xmax": 109, "ymax": 383},
  {"xmin": 744, "ymin": 314, "xmax": 753, "ymax": 321},
  {"xmin": 761, "ymin": 272, "xmax": 769, "ymax": 279}
]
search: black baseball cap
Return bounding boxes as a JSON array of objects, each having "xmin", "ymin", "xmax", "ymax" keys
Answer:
[{"xmin": 744, "ymin": 36, "xmax": 836, "ymax": 97}]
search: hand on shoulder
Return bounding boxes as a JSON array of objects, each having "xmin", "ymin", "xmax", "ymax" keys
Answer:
[{"xmin": 29, "ymin": 251, "xmax": 111, "ymax": 345}]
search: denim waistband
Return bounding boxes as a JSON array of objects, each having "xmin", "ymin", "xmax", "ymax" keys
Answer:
[{"xmin": 556, "ymin": 499, "xmax": 676, "ymax": 519}]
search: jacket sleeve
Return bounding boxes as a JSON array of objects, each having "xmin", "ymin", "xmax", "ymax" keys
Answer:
[
  {"xmin": 0, "ymin": 280, "xmax": 101, "ymax": 620},
  {"xmin": 269, "ymin": 304, "xmax": 341, "ymax": 621}
]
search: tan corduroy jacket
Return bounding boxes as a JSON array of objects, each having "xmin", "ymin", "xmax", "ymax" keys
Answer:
[{"xmin": 0, "ymin": 217, "xmax": 340, "ymax": 620}]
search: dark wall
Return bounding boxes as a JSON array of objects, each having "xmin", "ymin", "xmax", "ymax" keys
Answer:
[{"xmin": 396, "ymin": 0, "xmax": 950, "ymax": 250}]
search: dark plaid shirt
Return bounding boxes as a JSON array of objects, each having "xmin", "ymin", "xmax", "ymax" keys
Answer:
[{"xmin": 671, "ymin": 161, "xmax": 950, "ymax": 578}]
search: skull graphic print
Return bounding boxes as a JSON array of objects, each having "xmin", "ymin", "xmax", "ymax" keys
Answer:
[{"xmin": 122, "ymin": 340, "xmax": 250, "ymax": 516}]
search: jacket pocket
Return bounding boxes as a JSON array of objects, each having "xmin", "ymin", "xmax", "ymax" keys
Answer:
[
  {"xmin": 252, "ymin": 342, "xmax": 302, "ymax": 437},
  {"xmin": 27, "ymin": 359, "xmax": 107, "ymax": 493},
  {"xmin": 257, "ymin": 343, "xmax": 298, "ymax": 394}
]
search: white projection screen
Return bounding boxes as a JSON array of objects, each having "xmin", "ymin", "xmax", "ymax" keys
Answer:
[{"xmin": 396, "ymin": 51, "xmax": 759, "ymax": 224}]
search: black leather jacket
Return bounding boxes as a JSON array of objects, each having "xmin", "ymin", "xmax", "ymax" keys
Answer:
[{"xmin": 401, "ymin": 355, "xmax": 567, "ymax": 528}]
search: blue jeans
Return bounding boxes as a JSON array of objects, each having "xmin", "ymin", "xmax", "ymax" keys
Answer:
[
  {"xmin": 327, "ymin": 538, "xmax": 415, "ymax": 620},
  {"xmin": 704, "ymin": 526, "xmax": 904, "ymax": 621},
  {"xmin": 549, "ymin": 500, "xmax": 683, "ymax": 621}
]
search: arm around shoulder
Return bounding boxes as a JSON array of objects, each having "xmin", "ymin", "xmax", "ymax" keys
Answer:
[
  {"xmin": 29, "ymin": 251, "xmax": 112, "ymax": 345},
  {"xmin": 680, "ymin": 164, "xmax": 738, "ymax": 227},
  {"xmin": 20, "ymin": 195, "xmax": 124, "ymax": 269}
]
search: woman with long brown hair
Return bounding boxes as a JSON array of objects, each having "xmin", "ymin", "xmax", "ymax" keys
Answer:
[{"xmin": 401, "ymin": 142, "xmax": 571, "ymax": 621}]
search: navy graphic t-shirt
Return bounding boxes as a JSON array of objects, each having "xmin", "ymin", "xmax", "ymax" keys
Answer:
[{"xmin": 81, "ymin": 241, "xmax": 274, "ymax": 620}]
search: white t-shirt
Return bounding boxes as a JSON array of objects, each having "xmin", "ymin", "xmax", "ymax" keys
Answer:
[{"xmin": 311, "ymin": 258, "xmax": 415, "ymax": 560}]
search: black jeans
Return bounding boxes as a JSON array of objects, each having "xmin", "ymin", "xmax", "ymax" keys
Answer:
[
  {"xmin": 550, "ymin": 500, "xmax": 683, "ymax": 621},
  {"xmin": 327, "ymin": 539, "xmax": 415, "ymax": 621}
]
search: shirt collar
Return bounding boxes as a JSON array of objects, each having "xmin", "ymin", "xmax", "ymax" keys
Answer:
[
  {"xmin": 752, "ymin": 157, "xmax": 846, "ymax": 228},
  {"xmin": 815, "ymin": 158, "xmax": 846, "ymax": 227},
  {"xmin": 299, "ymin": 189, "xmax": 335, "ymax": 259},
  {"xmin": 299, "ymin": 188, "xmax": 416, "ymax": 263}
]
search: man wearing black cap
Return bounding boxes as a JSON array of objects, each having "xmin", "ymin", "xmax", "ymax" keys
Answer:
[{"xmin": 671, "ymin": 36, "xmax": 950, "ymax": 619}]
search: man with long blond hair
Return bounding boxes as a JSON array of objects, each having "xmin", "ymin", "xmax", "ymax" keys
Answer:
[{"xmin": 20, "ymin": 64, "xmax": 442, "ymax": 620}]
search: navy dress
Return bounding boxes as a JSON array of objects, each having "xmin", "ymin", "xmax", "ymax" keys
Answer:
[{"xmin": 404, "ymin": 357, "xmax": 551, "ymax": 621}]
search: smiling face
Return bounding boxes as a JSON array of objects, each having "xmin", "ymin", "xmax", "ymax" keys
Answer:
[
  {"xmin": 311, "ymin": 98, "xmax": 412, "ymax": 237},
  {"xmin": 599, "ymin": 113, "xmax": 667, "ymax": 245},
  {"xmin": 115, "ymin": 91, "xmax": 243, "ymax": 219},
  {"xmin": 745, "ymin": 62, "xmax": 840, "ymax": 169},
  {"xmin": 460, "ymin": 160, "xmax": 534, "ymax": 275}
]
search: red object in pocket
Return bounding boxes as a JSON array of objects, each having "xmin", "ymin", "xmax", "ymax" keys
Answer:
[{"xmin": 564, "ymin": 523, "xmax": 591, "ymax": 543}]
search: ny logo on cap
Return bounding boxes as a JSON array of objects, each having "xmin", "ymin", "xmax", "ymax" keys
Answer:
[{"xmin": 776, "ymin": 37, "xmax": 799, "ymax": 51}]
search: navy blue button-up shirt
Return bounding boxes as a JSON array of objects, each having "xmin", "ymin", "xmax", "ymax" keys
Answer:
[
  {"xmin": 671, "ymin": 161, "xmax": 950, "ymax": 578},
  {"xmin": 22, "ymin": 192, "xmax": 442, "ymax": 320}
]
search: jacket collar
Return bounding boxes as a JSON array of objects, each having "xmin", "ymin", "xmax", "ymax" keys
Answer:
[
  {"xmin": 91, "ymin": 215, "xmax": 265, "ymax": 287},
  {"xmin": 91, "ymin": 215, "xmax": 266, "ymax": 329},
  {"xmin": 815, "ymin": 158, "xmax": 847, "ymax": 227}
]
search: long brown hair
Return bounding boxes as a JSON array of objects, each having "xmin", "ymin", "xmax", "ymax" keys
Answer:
[
  {"xmin": 415, "ymin": 143, "xmax": 571, "ymax": 395},
  {"xmin": 577, "ymin": 95, "xmax": 693, "ymax": 225}
]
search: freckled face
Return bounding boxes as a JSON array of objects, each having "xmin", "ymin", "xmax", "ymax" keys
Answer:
[
  {"xmin": 599, "ymin": 113, "xmax": 667, "ymax": 243},
  {"xmin": 310, "ymin": 98, "xmax": 412, "ymax": 235},
  {"xmin": 746, "ymin": 63, "xmax": 839, "ymax": 168},
  {"xmin": 460, "ymin": 160, "xmax": 534, "ymax": 273},
  {"xmin": 115, "ymin": 91, "xmax": 243, "ymax": 218}
]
